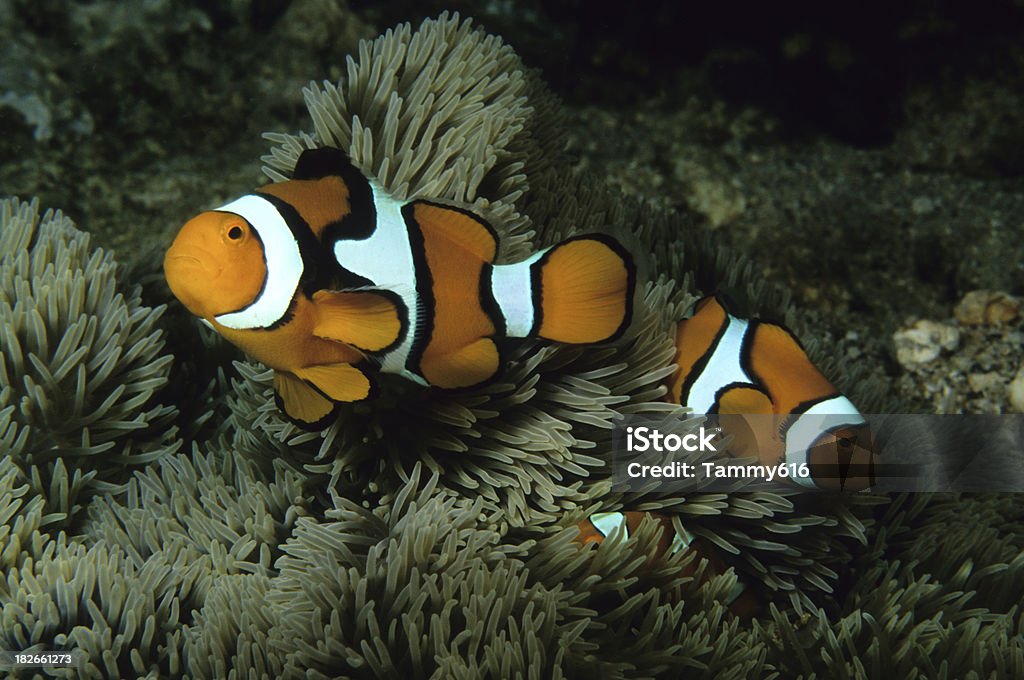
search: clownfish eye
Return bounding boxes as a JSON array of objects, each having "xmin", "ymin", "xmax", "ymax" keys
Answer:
[{"xmin": 227, "ymin": 225, "xmax": 245, "ymax": 241}]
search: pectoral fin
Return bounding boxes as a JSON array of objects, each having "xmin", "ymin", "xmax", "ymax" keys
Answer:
[
  {"xmin": 294, "ymin": 362, "xmax": 374, "ymax": 403},
  {"xmin": 274, "ymin": 371, "xmax": 337, "ymax": 429},
  {"xmin": 312, "ymin": 289, "xmax": 406, "ymax": 353}
]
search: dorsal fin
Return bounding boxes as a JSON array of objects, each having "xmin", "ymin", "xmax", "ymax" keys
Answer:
[
  {"xmin": 746, "ymin": 321, "xmax": 838, "ymax": 415},
  {"xmin": 406, "ymin": 200, "xmax": 499, "ymax": 262},
  {"xmin": 293, "ymin": 147, "xmax": 378, "ymax": 245},
  {"xmin": 293, "ymin": 147, "xmax": 360, "ymax": 180}
]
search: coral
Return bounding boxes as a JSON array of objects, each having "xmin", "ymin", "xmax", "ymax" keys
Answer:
[
  {"xmin": 183, "ymin": 467, "xmax": 771, "ymax": 679},
  {"xmin": 0, "ymin": 441, "xmax": 312, "ymax": 678},
  {"xmin": 0, "ymin": 454, "xmax": 49, "ymax": 571}
]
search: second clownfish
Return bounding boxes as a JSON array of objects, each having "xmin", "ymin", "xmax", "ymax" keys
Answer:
[
  {"xmin": 164, "ymin": 147, "xmax": 635, "ymax": 427},
  {"xmin": 667, "ymin": 295, "xmax": 877, "ymax": 491}
]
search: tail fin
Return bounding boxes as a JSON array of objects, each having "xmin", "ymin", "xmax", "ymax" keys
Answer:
[{"xmin": 535, "ymin": 235, "xmax": 634, "ymax": 343}]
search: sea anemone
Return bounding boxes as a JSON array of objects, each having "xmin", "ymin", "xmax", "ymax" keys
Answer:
[
  {"xmin": 0, "ymin": 197, "xmax": 177, "ymax": 532},
  {"xmin": 220, "ymin": 13, "xmax": 886, "ymax": 617}
]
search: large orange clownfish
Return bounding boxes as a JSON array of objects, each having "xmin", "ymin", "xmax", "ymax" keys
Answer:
[
  {"xmin": 164, "ymin": 147, "xmax": 635, "ymax": 427},
  {"xmin": 667, "ymin": 295, "xmax": 877, "ymax": 491}
]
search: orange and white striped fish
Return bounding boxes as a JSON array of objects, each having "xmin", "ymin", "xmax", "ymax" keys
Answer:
[
  {"xmin": 164, "ymin": 147, "xmax": 635, "ymax": 427},
  {"xmin": 667, "ymin": 295, "xmax": 877, "ymax": 491},
  {"xmin": 578, "ymin": 510, "xmax": 695, "ymax": 557}
]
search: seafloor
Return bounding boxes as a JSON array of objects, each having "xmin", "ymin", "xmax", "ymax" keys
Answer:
[{"xmin": 1, "ymin": 1, "xmax": 1023, "ymax": 678}]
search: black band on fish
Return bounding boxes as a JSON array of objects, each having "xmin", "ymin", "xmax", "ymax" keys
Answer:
[
  {"xmin": 678, "ymin": 313, "xmax": 730, "ymax": 405},
  {"xmin": 479, "ymin": 264, "xmax": 506, "ymax": 337},
  {"xmin": 293, "ymin": 147, "xmax": 378, "ymax": 242},
  {"xmin": 788, "ymin": 393, "xmax": 845, "ymax": 421},
  {"xmin": 709, "ymin": 380, "xmax": 767, "ymax": 415},
  {"xmin": 333, "ymin": 266, "xmax": 376, "ymax": 290},
  {"xmin": 527, "ymin": 252, "xmax": 544, "ymax": 337},
  {"xmin": 255, "ymin": 191, "xmax": 336, "ymax": 296},
  {"xmin": 738, "ymin": 318, "xmax": 762, "ymax": 397},
  {"xmin": 367, "ymin": 288, "xmax": 410, "ymax": 356},
  {"xmin": 400, "ymin": 203, "xmax": 435, "ymax": 379}
]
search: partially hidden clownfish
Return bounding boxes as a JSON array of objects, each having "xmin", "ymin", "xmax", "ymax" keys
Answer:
[
  {"xmin": 164, "ymin": 147, "xmax": 635, "ymax": 427},
  {"xmin": 572, "ymin": 297, "xmax": 876, "ymax": 615},
  {"xmin": 578, "ymin": 511, "xmax": 694, "ymax": 558},
  {"xmin": 576, "ymin": 511, "xmax": 758, "ymax": 616},
  {"xmin": 667, "ymin": 295, "xmax": 878, "ymax": 491}
]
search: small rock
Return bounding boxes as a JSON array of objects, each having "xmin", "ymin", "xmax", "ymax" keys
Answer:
[
  {"xmin": 1009, "ymin": 365, "xmax": 1024, "ymax": 413},
  {"xmin": 911, "ymin": 196, "xmax": 935, "ymax": 215},
  {"xmin": 954, "ymin": 290, "xmax": 1019, "ymax": 325},
  {"xmin": 893, "ymin": 320, "xmax": 961, "ymax": 368},
  {"xmin": 673, "ymin": 160, "xmax": 747, "ymax": 228},
  {"xmin": 967, "ymin": 371, "xmax": 1002, "ymax": 394}
]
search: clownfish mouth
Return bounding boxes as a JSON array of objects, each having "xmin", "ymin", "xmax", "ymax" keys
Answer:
[
  {"xmin": 164, "ymin": 252, "xmax": 220, "ymax": 319},
  {"xmin": 166, "ymin": 254, "xmax": 202, "ymax": 267},
  {"xmin": 164, "ymin": 250, "xmax": 216, "ymax": 278}
]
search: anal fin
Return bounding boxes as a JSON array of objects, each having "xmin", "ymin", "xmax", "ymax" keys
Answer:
[
  {"xmin": 420, "ymin": 338, "xmax": 500, "ymax": 389},
  {"xmin": 294, "ymin": 362, "xmax": 374, "ymax": 403},
  {"xmin": 312, "ymin": 289, "xmax": 406, "ymax": 353}
]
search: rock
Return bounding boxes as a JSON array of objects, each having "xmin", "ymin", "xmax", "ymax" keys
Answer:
[
  {"xmin": 967, "ymin": 371, "xmax": 1002, "ymax": 394},
  {"xmin": 673, "ymin": 159, "xmax": 747, "ymax": 228},
  {"xmin": 1007, "ymin": 366, "xmax": 1024, "ymax": 413},
  {"xmin": 1009, "ymin": 365, "xmax": 1024, "ymax": 413},
  {"xmin": 911, "ymin": 196, "xmax": 935, "ymax": 215},
  {"xmin": 893, "ymin": 319, "xmax": 961, "ymax": 368},
  {"xmin": 954, "ymin": 290, "xmax": 1019, "ymax": 325}
]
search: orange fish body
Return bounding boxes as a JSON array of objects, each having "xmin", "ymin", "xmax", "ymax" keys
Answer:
[{"xmin": 165, "ymin": 147, "xmax": 635, "ymax": 427}]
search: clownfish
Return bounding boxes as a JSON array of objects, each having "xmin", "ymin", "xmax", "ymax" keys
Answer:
[
  {"xmin": 576, "ymin": 511, "xmax": 755, "ymax": 614},
  {"xmin": 667, "ymin": 295, "xmax": 877, "ymax": 491},
  {"xmin": 578, "ymin": 511, "xmax": 694, "ymax": 557},
  {"xmin": 164, "ymin": 147, "xmax": 635, "ymax": 427}
]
